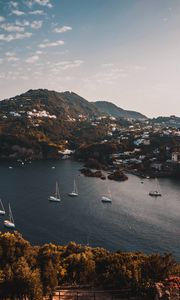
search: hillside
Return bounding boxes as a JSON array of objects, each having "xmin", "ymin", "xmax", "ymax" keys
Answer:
[
  {"xmin": 94, "ymin": 101, "xmax": 147, "ymax": 120},
  {"xmin": 0, "ymin": 89, "xmax": 101, "ymax": 119},
  {"xmin": 151, "ymin": 116, "xmax": 180, "ymax": 128},
  {"xmin": 0, "ymin": 89, "xmax": 147, "ymax": 160},
  {"xmin": 0, "ymin": 89, "xmax": 110, "ymax": 160}
]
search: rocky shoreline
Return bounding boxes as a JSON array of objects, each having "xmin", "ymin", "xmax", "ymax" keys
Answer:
[{"xmin": 80, "ymin": 158, "xmax": 128, "ymax": 181}]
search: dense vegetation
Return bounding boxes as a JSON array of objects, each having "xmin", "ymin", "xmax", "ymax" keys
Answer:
[
  {"xmin": 0, "ymin": 89, "xmax": 148, "ymax": 161},
  {"xmin": 0, "ymin": 232, "xmax": 179, "ymax": 300},
  {"xmin": 0, "ymin": 90, "xmax": 113, "ymax": 160},
  {"xmin": 94, "ymin": 101, "xmax": 146, "ymax": 119}
]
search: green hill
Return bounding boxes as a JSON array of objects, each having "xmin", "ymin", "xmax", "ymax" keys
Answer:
[
  {"xmin": 0, "ymin": 89, "xmax": 146, "ymax": 160},
  {"xmin": 94, "ymin": 101, "xmax": 147, "ymax": 120}
]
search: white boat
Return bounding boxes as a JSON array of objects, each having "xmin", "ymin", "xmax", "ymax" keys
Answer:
[
  {"xmin": 68, "ymin": 179, "xmax": 78, "ymax": 197},
  {"xmin": 101, "ymin": 181, "xmax": 112, "ymax": 203},
  {"xmin": 49, "ymin": 182, "xmax": 61, "ymax": 202},
  {"xmin": 149, "ymin": 178, "xmax": 162, "ymax": 197},
  {"xmin": 149, "ymin": 191, "xmax": 162, "ymax": 197},
  {"xmin": 0, "ymin": 199, "xmax": 5, "ymax": 215},
  {"xmin": 4, "ymin": 204, "xmax": 15, "ymax": 228}
]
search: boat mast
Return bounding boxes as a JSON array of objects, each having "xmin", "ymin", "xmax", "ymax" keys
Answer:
[
  {"xmin": 9, "ymin": 204, "xmax": 14, "ymax": 224},
  {"xmin": 55, "ymin": 182, "xmax": 57, "ymax": 198},
  {"xmin": 74, "ymin": 180, "xmax": 78, "ymax": 194},
  {"xmin": 0, "ymin": 199, "xmax": 5, "ymax": 212},
  {"xmin": 156, "ymin": 178, "xmax": 160, "ymax": 192},
  {"xmin": 107, "ymin": 181, "xmax": 111, "ymax": 199},
  {"xmin": 56, "ymin": 182, "xmax": 60, "ymax": 200}
]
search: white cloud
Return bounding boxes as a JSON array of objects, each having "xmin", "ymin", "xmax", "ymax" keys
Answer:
[
  {"xmin": 25, "ymin": 1, "xmax": 34, "ymax": 8},
  {"xmin": 15, "ymin": 20, "xmax": 30, "ymax": 27},
  {"xmin": 0, "ymin": 16, "xmax": 5, "ymax": 22},
  {"xmin": 10, "ymin": 1, "xmax": 18, "ymax": 8},
  {"xmin": 7, "ymin": 56, "xmax": 20, "ymax": 62},
  {"xmin": 12, "ymin": 10, "xmax": 25, "ymax": 16},
  {"xmin": 0, "ymin": 32, "xmax": 32, "ymax": 42},
  {"xmin": 54, "ymin": 61, "xmax": 70, "ymax": 66},
  {"xmin": 2, "ymin": 20, "xmax": 43, "ymax": 32},
  {"xmin": 0, "ymin": 71, "xmax": 21, "ymax": 80},
  {"xmin": 92, "ymin": 67, "xmax": 128, "ymax": 85},
  {"xmin": 36, "ymin": 50, "xmax": 44, "ymax": 54},
  {"xmin": 52, "ymin": 60, "xmax": 84, "ymax": 71},
  {"xmin": 5, "ymin": 52, "xmax": 16, "ymax": 57},
  {"xmin": 61, "ymin": 60, "xmax": 84, "ymax": 70},
  {"xmin": 0, "ymin": 58, "xmax": 3, "ymax": 64},
  {"xmin": 0, "ymin": 23, "xmax": 25, "ymax": 32},
  {"xmin": 39, "ymin": 40, "xmax": 64, "ymax": 48},
  {"xmin": 26, "ymin": 0, "xmax": 52, "ymax": 8},
  {"xmin": 25, "ymin": 55, "xmax": 39, "ymax": 63},
  {"xmin": 30, "ymin": 20, "xmax": 43, "ymax": 29},
  {"xmin": 5, "ymin": 52, "xmax": 20, "ymax": 63},
  {"xmin": 54, "ymin": 25, "xmax": 72, "ymax": 33},
  {"xmin": 29, "ymin": 10, "xmax": 44, "ymax": 15},
  {"xmin": 34, "ymin": 0, "xmax": 52, "ymax": 8}
]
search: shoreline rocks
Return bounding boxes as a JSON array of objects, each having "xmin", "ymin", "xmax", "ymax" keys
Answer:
[
  {"xmin": 80, "ymin": 168, "xmax": 106, "ymax": 180},
  {"xmin": 108, "ymin": 170, "xmax": 128, "ymax": 181}
]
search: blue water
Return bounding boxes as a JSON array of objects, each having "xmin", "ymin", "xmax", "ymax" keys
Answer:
[{"xmin": 0, "ymin": 160, "xmax": 179, "ymax": 260}]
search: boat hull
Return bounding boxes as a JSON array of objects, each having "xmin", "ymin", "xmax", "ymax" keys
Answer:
[
  {"xmin": 101, "ymin": 196, "xmax": 112, "ymax": 203},
  {"xmin": 4, "ymin": 220, "xmax": 15, "ymax": 228},
  {"xmin": 149, "ymin": 191, "xmax": 162, "ymax": 197},
  {"xmin": 49, "ymin": 196, "xmax": 61, "ymax": 202},
  {"xmin": 68, "ymin": 192, "xmax": 78, "ymax": 197}
]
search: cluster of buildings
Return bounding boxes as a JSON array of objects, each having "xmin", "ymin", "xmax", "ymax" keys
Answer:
[
  {"xmin": 1, "ymin": 109, "xmax": 57, "ymax": 120},
  {"xmin": 99, "ymin": 118, "xmax": 180, "ymax": 178}
]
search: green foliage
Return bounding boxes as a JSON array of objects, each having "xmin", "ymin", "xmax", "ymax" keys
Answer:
[
  {"xmin": 0, "ymin": 232, "xmax": 178, "ymax": 300},
  {"xmin": 0, "ymin": 232, "xmax": 42, "ymax": 300},
  {"xmin": 141, "ymin": 253, "xmax": 176, "ymax": 283}
]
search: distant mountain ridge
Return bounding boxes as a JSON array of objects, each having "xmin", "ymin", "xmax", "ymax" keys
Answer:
[
  {"xmin": 94, "ymin": 101, "xmax": 147, "ymax": 120},
  {"xmin": 0, "ymin": 89, "xmax": 146, "ymax": 120}
]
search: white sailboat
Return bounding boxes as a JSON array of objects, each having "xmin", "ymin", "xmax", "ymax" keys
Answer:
[
  {"xmin": 68, "ymin": 179, "xmax": 78, "ymax": 197},
  {"xmin": 49, "ymin": 182, "xmax": 61, "ymax": 202},
  {"xmin": 0, "ymin": 199, "xmax": 5, "ymax": 215},
  {"xmin": 4, "ymin": 204, "xmax": 15, "ymax": 228},
  {"xmin": 101, "ymin": 181, "xmax": 112, "ymax": 203},
  {"xmin": 149, "ymin": 178, "xmax": 162, "ymax": 197}
]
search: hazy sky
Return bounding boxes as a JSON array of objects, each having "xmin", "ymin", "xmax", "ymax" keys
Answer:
[{"xmin": 0, "ymin": 0, "xmax": 180, "ymax": 117}]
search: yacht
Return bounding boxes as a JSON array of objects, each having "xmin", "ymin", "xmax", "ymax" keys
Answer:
[
  {"xmin": 101, "ymin": 181, "xmax": 112, "ymax": 203},
  {"xmin": 68, "ymin": 179, "xmax": 78, "ymax": 197},
  {"xmin": 4, "ymin": 204, "xmax": 15, "ymax": 228},
  {"xmin": 149, "ymin": 178, "xmax": 162, "ymax": 197},
  {"xmin": 49, "ymin": 182, "xmax": 61, "ymax": 202},
  {"xmin": 149, "ymin": 190, "xmax": 162, "ymax": 197}
]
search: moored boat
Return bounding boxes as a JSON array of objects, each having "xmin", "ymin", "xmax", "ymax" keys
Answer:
[
  {"xmin": 4, "ymin": 204, "xmax": 15, "ymax": 228},
  {"xmin": 49, "ymin": 182, "xmax": 61, "ymax": 202}
]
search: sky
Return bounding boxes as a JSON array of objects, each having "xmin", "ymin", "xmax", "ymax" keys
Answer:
[{"xmin": 0, "ymin": 0, "xmax": 180, "ymax": 117}]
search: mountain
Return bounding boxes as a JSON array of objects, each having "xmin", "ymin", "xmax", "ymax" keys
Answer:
[
  {"xmin": 0, "ymin": 89, "xmax": 101, "ymax": 119},
  {"xmin": 0, "ymin": 89, "xmax": 146, "ymax": 160},
  {"xmin": 0, "ymin": 89, "xmax": 108, "ymax": 160},
  {"xmin": 151, "ymin": 116, "xmax": 180, "ymax": 128},
  {"xmin": 94, "ymin": 101, "xmax": 147, "ymax": 120}
]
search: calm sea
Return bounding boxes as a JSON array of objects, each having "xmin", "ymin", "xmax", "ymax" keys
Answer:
[{"xmin": 0, "ymin": 160, "xmax": 179, "ymax": 260}]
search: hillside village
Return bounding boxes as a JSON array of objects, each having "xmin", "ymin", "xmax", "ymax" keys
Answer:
[{"xmin": 0, "ymin": 89, "xmax": 180, "ymax": 178}]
